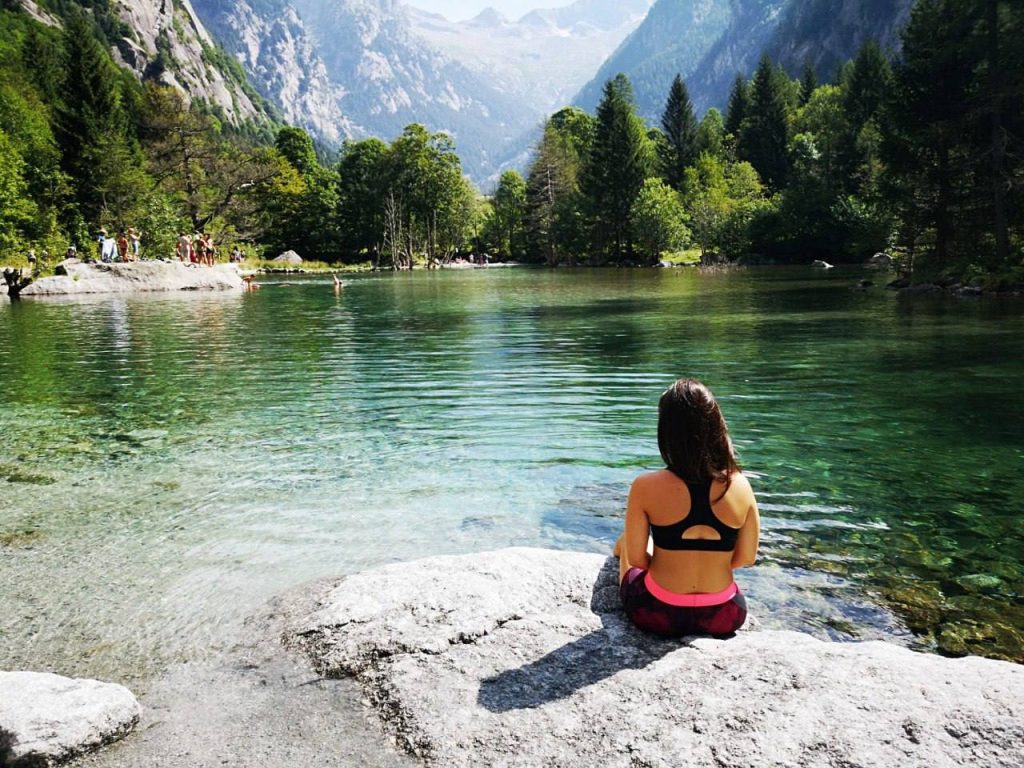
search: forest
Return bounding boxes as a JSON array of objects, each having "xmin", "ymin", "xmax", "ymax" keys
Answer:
[{"xmin": 0, "ymin": 0, "xmax": 1021, "ymax": 285}]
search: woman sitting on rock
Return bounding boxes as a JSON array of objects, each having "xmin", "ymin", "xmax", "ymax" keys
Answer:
[{"xmin": 615, "ymin": 379, "xmax": 760, "ymax": 638}]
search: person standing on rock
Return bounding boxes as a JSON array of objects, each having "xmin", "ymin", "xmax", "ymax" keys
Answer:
[
  {"xmin": 203, "ymin": 233, "xmax": 215, "ymax": 267},
  {"xmin": 116, "ymin": 232, "xmax": 129, "ymax": 263},
  {"xmin": 128, "ymin": 228, "xmax": 141, "ymax": 261},
  {"xmin": 96, "ymin": 229, "xmax": 108, "ymax": 263},
  {"xmin": 101, "ymin": 231, "xmax": 117, "ymax": 263},
  {"xmin": 614, "ymin": 379, "xmax": 760, "ymax": 638},
  {"xmin": 177, "ymin": 232, "xmax": 191, "ymax": 263}
]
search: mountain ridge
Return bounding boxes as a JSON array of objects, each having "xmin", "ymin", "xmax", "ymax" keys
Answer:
[{"xmin": 576, "ymin": 0, "xmax": 915, "ymax": 121}]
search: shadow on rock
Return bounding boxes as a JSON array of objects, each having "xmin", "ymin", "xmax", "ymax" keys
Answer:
[{"xmin": 477, "ymin": 557, "xmax": 686, "ymax": 713}]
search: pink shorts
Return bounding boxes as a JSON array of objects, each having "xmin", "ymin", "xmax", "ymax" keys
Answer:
[{"xmin": 620, "ymin": 568, "xmax": 747, "ymax": 638}]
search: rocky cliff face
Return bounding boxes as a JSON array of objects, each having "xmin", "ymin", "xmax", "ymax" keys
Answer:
[
  {"xmin": 191, "ymin": 0, "xmax": 353, "ymax": 145},
  {"xmin": 19, "ymin": 0, "xmax": 273, "ymax": 128},
  {"xmin": 766, "ymin": 0, "xmax": 916, "ymax": 76}
]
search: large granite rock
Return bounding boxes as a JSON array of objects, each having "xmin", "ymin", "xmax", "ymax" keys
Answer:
[
  {"xmin": 20, "ymin": 262, "xmax": 243, "ymax": 297},
  {"xmin": 0, "ymin": 671, "xmax": 141, "ymax": 766},
  {"xmin": 272, "ymin": 251, "xmax": 303, "ymax": 265},
  {"xmin": 289, "ymin": 548, "xmax": 1024, "ymax": 768}
]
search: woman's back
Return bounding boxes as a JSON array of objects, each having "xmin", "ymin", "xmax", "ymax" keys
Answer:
[{"xmin": 633, "ymin": 469, "xmax": 756, "ymax": 594}]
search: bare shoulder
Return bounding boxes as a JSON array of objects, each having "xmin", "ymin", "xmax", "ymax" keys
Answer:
[
  {"xmin": 727, "ymin": 472, "xmax": 757, "ymax": 506},
  {"xmin": 630, "ymin": 469, "xmax": 673, "ymax": 495},
  {"xmin": 730, "ymin": 471, "xmax": 754, "ymax": 493}
]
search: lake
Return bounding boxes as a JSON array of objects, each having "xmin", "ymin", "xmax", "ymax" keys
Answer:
[{"xmin": 1, "ymin": 266, "xmax": 1021, "ymax": 684}]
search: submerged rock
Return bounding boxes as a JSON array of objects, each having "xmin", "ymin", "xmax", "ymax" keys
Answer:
[
  {"xmin": 20, "ymin": 262, "xmax": 243, "ymax": 297},
  {"xmin": 288, "ymin": 548, "xmax": 1024, "ymax": 768},
  {"xmin": 0, "ymin": 671, "xmax": 141, "ymax": 766}
]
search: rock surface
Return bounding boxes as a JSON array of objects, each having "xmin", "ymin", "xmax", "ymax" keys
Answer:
[
  {"xmin": 68, "ymin": 593, "xmax": 413, "ymax": 768},
  {"xmin": 290, "ymin": 548, "xmax": 1024, "ymax": 768},
  {"xmin": 272, "ymin": 251, "xmax": 303, "ymax": 265},
  {"xmin": 20, "ymin": 262, "xmax": 243, "ymax": 297},
  {"xmin": 0, "ymin": 671, "xmax": 141, "ymax": 767}
]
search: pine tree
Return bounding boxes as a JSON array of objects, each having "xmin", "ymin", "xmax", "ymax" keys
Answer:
[
  {"xmin": 724, "ymin": 74, "xmax": 749, "ymax": 137},
  {"xmin": 799, "ymin": 62, "xmax": 817, "ymax": 106},
  {"xmin": 56, "ymin": 12, "xmax": 133, "ymax": 225},
  {"xmin": 659, "ymin": 74, "xmax": 699, "ymax": 190},
  {"xmin": 843, "ymin": 41, "xmax": 892, "ymax": 129},
  {"xmin": 581, "ymin": 74, "xmax": 653, "ymax": 263},
  {"xmin": 739, "ymin": 55, "xmax": 791, "ymax": 190}
]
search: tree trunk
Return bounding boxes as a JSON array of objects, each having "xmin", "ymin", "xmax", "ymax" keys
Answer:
[{"xmin": 3, "ymin": 268, "xmax": 33, "ymax": 300}]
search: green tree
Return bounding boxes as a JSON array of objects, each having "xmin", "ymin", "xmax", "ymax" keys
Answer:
[
  {"xmin": 682, "ymin": 153, "xmax": 766, "ymax": 262},
  {"xmin": 337, "ymin": 137, "xmax": 389, "ymax": 262},
  {"xmin": 799, "ymin": 62, "xmax": 817, "ymax": 106},
  {"xmin": 696, "ymin": 108, "xmax": 726, "ymax": 159},
  {"xmin": 581, "ymin": 74, "xmax": 654, "ymax": 263},
  {"xmin": 525, "ymin": 109, "xmax": 593, "ymax": 265},
  {"xmin": 488, "ymin": 170, "xmax": 527, "ymax": 260},
  {"xmin": 630, "ymin": 178, "xmax": 690, "ymax": 265},
  {"xmin": 724, "ymin": 74, "xmax": 749, "ymax": 137},
  {"xmin": 275, "ymin": 126, "xmax": 319, "ymax": 177},
  {"xmin": 381, "ymin": 124, "xmax": 475, "ymax": 268},
  {"xmin": 142, "ymin": 84, "xmax": 279, "ymax": 238},
  {"xmin": 659, "ymin": 74, "xmax": 699, "ymax": 190},
  {"xmin": 266, "ymin": 126, "xmax": 341, "ymax": 260},
  {"xmin": 0, "ymin": 128, "xmax": 36, "ymax": 257},
  {"xmin": 883, "ymin": 0, "xmax": 977, "ymax": 270},
  {"xmin": 843, "ymin": 41, "xmax": 893, "ymax": 129},
  {"xmin": 56, "ymin": 12, "xmax": 136, "ymax": 226},
  {"xmin": 739, "ymin": 55, "xmax": 791, "ymax": 190}
]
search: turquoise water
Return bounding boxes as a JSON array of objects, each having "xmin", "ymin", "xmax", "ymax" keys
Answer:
[{"xmin": 1, "ymin": 267, "xmax": 1022, "ymax": 682}]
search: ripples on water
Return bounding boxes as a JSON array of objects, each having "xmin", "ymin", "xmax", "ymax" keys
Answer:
[{"xmin": 0, "ymin": 268, "xmax": 1022, "ymax": 683}]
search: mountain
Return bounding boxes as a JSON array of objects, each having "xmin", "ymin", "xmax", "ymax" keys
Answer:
[
  {"xmin": 279, "ymin": 0, "xmax": 533, "ymax": 182},
  {"xmin": 577, "ymin": 0, "xmax": 915, "ymax": 122},
  {"xmin": 18, "ymin": 0, "xmax": 276, "ymax": 130},
  {"xmin": 575, "ymin": 0, "xmax": 735, "ymax": 120},
  {"xmin": 408, "ymin": 0, "xmax": 654, "ymax": 116},
  {"xmin": 191, "ymin": 0, "xmax": 353, "ymax": 145}
]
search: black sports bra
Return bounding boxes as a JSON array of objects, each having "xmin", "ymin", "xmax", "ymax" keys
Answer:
[{"xmin": 649, "ymin": 480, "xmax": 740, "ymax": 552}]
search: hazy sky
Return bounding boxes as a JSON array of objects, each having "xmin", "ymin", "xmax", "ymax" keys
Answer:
[{"xmin": 405, "ymin": 0, "xmax": 575, "ymax": 22}]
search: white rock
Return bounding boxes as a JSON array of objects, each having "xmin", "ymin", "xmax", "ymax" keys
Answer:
[
  {"xmin": 272, "ymin": 251, "xmax": 304, "ymax": 265},
  {"xmin": 20, "ymin": 262, "xmax": 243, "ymax": 297},
  {"xmin": 290, "ymin": 548, "xmax": 1024, "ymax": 768},
  {"xmin": 0, "ymin": 671, "xmax": 141, "ymax": 766}
]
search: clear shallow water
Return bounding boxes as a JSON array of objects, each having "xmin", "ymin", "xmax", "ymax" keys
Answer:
[{"xmin": 1, "ymin": 267, "xmax": 1022, "ymax": 683}]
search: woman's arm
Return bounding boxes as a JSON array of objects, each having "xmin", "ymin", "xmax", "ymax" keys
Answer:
[
  {"xmin": 731, "ymin": 486, "xmax": 761, "ymax": 569},
  {"xmin": 623, "ymin": 477, "xmax": 651, "ymax": 572}
]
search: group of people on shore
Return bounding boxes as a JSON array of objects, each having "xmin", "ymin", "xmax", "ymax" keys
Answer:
[
  {"xmin": 94, "ymin": 229, "xmax": 142, "ymax": 263},
  {"xmin": 176, "ymin": 232, "xmax": 218, "ymax": 267}
]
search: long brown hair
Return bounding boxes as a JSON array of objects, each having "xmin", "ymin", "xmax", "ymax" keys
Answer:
[{"xmin": 657, "ymin": 379, "xmax": 740, "ymax": 489}]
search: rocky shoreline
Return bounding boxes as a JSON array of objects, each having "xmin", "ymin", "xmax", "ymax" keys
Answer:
[
  {"xmin": 4, "ymin": 549, "xmax": 1023, "ymax": 767},
  {"xmin": 11, "ymin": 261, "xmax": 243, "ymax": 298}
]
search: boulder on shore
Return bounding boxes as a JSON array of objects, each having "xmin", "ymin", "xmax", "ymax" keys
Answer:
[
  {"xmin": 0, "ymin": 671, "xmax": 141, "ymax": 766},
  {"xmin": 288, "ymin": 548, "xmax": 1024, "ymax": 768},
  {"xmin": 273, "ymin": 251, "xmax": 303, "ymax": 265},
  {"xmin": 19, "ymin": 261, "xmax": 243, "ymax": 297}
]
